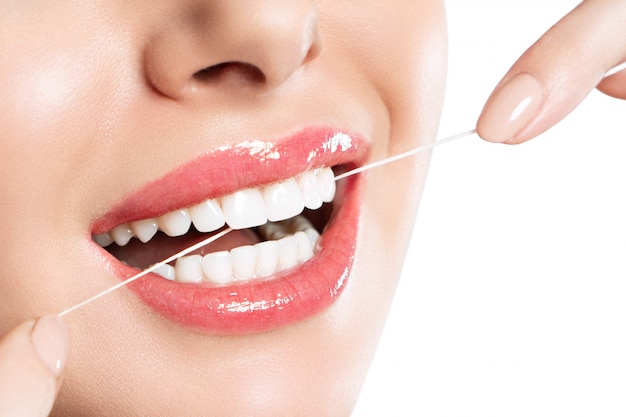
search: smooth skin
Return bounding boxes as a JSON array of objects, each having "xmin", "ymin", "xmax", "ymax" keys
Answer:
[{"xmin": 1, "ymin": 0, "xmax": 625, "ymax": 415}]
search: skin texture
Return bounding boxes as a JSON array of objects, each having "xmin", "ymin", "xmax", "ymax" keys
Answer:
[{"xmin": 0, "ymin": 1, "xmax": 446, "ymax": 416}]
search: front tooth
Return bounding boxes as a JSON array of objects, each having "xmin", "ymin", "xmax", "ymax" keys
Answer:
[
  {"xmin": 230, "ymin": 245, "xmax": 258, "ymax": 280},
  {"xmin": 262, "ymin": 178, "xmax": 304, "ymax": 222},
  {"xmin": 294, "ymin": 231, "xmax": 314, "ymax": 262},
  {"xmin": 131, "ymin": 218, "xmax": 158, "ymax": 243},
  {"xmin": 255, "ymin": 241, "xmax": 279, "ymax": 278},
  {"xmin": 93, "ymin": 232, "xmax": 114, "ymax": 247},
  {"xmin": 111, "ymin": 224, "xmax": 134, "ymax": 246},
  {"xmin": 317, "ymin": 167, "xmax": 336, "ymax": 203},
  {"xmin": 277, "ymin": 236, "xmax": 299, "ymax": 271},
  {"xmin": 221, "ymin": 189, "xmax": 267, "ymax": 229},
  {"xmin": 153, "ymin": 263, "xmax": 175, "ymax": 281},
  {"xmin": 297, "ymin": 171, "xmax": 323, "ymax": 210},
  {"xmin": 202, "ymin": 251, "xmax": 233, "ymax": 284},
  {"xmin": 159, "ymin": 209, "xmax": 192, "ymax": 237},
  {"xmin": 190, "ymin": 199, "xmax": 225, "ymax": 233},
  {"xmin": 175, "ymin": 255, "xmax": 203, "ymax": 283}
]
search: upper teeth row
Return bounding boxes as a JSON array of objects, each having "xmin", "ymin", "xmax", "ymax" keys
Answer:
[{"xmin": 94, "ymin": 167, "xmax": 336, "ymax": 247}]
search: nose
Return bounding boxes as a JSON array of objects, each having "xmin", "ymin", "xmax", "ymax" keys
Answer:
[{"xmin": 144, "ymin": 0, "xmax": 321, "ymax": 100}]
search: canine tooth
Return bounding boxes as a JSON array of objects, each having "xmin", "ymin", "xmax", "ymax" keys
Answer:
[
  {"xmin": 131, "ymin": 218, "xmax": 158, "ymax": 243},
  {"xmin": 153, "ymin": 264, "xmax": 175, "ymax": 281},
  {"xmin": 221, "ymin": 189, "xmax": 267, "ymax": 229},
  {"xmin": 175, "ymin": 255, "xmax": 203, "ymax": 283},
  {"xmin": 262, "ymin": 178, "xmax": 304, "ymax": 222},
  {"xmin": 190, "ymin": 199, "xmax": 225, "ymax": 233},
  {"xmin": 254, "ymin": 241, "xmax": 279, "ymax": 278},
  {"xmin": 231, "ymin": 245, "xmax": 258, "ymax": 280},
  {"xmin": 202, "ymin": 251, "xmax": 233, "ymax": 284},
  {"xmin": 111, "ymin": 224, "xmax": 134, "ymax": 246},
  {"xmin": 317, "ymin": 167, "xmax": 336, "ymax": 203},
  {"xmin": 277, "ymin": 236, "xmax": 299, "ymax": 271},
  {"xmin": 159, "ymin": 209, "xmax": 192, "ymax": 237},
  {"xmin": 294, "ymin": 231, "xmax": 314, "ymax": 262},
  {"xmin": 93, "ymin": 232, "xmax": 113, "ymax": 247},
  {"xmin": 297, "ymin": 170, "xmax": 323, "ymax": 210}
]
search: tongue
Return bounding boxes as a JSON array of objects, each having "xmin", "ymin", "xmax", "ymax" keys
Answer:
[{"xmin": 106, "ymin": 228, "xmax": 261, "ymax": 269}]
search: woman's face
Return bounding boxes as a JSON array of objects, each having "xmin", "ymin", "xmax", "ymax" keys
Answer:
[{"xmin": 0, "ymin": 1, "xmax": 446, "ymax": 415}]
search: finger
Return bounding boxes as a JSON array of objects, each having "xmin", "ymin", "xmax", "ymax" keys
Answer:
[
  {"xmin": 0, "ymin": 315, "xmax": 70, "ymax": 417},
  {"xmin": 597, "ymin": 61, "xmax": 626, "ymax": 99},
  {"xmin": 477, "ymin": 0, "xmax": 626, "ymax": 144}
]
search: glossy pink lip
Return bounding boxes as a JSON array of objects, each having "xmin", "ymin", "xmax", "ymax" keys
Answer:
[{"xmin": 91, "ymin": 127, "xmax": 368, "ymax": 335}]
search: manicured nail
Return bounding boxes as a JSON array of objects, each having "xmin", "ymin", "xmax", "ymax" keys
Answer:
[
  {"xmin": 31, "ymin": 315, "xmax": 70, "ymax": 378},
  {"xmin": 477, "ymin": 72, "xmax": 545, "ymax": 143}
]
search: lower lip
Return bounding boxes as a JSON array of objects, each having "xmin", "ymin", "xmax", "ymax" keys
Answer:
[{"xmin": 107, "ymin": 177, "xmax": 360, "ymax": 335}]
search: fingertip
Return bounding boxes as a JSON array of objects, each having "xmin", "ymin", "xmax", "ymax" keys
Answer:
[
  {"xmin": 31, "ymin": 314, "xmax": 70, "ymax": 379},
  {"xmin": 477, "ymin": 73, "xmax": 545, "ymax": 144}
]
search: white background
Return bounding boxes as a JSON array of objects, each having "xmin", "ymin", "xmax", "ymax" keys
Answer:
[{"xmin": 355, "ymin": 1, "xmax": 626, "ymax": 415}]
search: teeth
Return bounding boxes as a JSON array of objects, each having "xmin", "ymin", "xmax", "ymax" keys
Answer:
[
  {"xmin": 263, "ymin": 178, "xmax": 304, "ymax": 222},
  {"xmin": 175, "ymin": 255, "xmax": 203, "ymax": 283},
  {"xmin": 97, "ymin": 167, "xmax": 335, "ymax": 283},
  {"xmin": 159, "ymin": 209, "xmax": 192, "ymax": 237},
  {"xmin": 298, "ymin": 170, "xmax": 323, "ymax": 210},
  {"xmin": 110, "ymin": 224, "xmax": 134, "ymax": 246},
  {"xmin": 189, "ymin": 199, "xmax": 225, "ymax": 233},
  {"xmin": 150, "ymin": 216, "xmax": 320, "ymax": 284},
  {"xmin": 131, "ymin": 218, "xmax": 158, "ymax": 243},
  {"xmin": 230, "ymin": 245, "xmax": 258, "ymax": 280},
  {"xmin": 221, "ymin": 188, "xmax": 267, "ymax": 230},
  {"xmin": 201, "ymin": 251, "xmax": 233, "ymax": 285}
]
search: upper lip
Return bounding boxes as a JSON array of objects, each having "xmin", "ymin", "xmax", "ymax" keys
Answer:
[{"xmin": 91, "ymin": 126, "xmax": 368, "ymax": 235}]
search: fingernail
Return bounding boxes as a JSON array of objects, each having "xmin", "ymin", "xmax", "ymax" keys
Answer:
[
  {"xmin": 477, "ymin": 72, "xmax": 545, "ymax": 143},
  {"xmin": 31, "ymin": 315, "xmax": 70, "ymax": 378}
]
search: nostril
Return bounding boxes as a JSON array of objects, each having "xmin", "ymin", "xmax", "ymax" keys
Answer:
[{"xmin": 193, "ymin": 62, "xmax": 266, "ymax": 86}]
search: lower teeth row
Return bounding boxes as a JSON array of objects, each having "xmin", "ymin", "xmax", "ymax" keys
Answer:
[{"xmin": 152, "ymin": 217, "xmax": 320, "ymax": 285}]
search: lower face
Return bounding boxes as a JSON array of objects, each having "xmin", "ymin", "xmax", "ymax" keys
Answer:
[{"xmin": 0, "ymin": 1, "xmax": 446, "ymax": 416}]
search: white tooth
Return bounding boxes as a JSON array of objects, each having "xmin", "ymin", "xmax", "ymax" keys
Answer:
[
  {"xmin": 175, "ymin": 255, "xmax": 203, "ymax": 283},
  {"xmin": 153, "ymin": 264, "xmax": 175, "ymax": 281},
  {"xmin": 285, "ymin": 215, "xmax": 313, "ymax": 234},
  {"xmin": 131, "ymin": 218, "xmax": 158, "ymax": 243},
  {"xmin": 262, "ymin": 178, "xmax": 304, "ymax": 222},
  {"xmin": 317, "ymin": 167, "xmax": 336, "ymax": 203},
  {"xmin": 294, "ymin": 231, "xmax": 314, "ymax": 262},
  {"xmin": 254, "ymin": 241, "xmax": 279, "ymax": 278},
  {"xmin": 93, "ymin": 232, "xmax": 113, "ymax": 247},
  {"xmin": 159, "ymin": 209, "xmax": 192, "ymax": 237},
  {"xmin": 111, "ymin": 224, "xmax": 134, "ymax": 246},
  {"xmin": 221, "ymin": 189, "xmax": 267, "ymax": 229},
  {"xmin": 277, "ymin": 236, "xmax": 299, "ymax": 271},
  {"xmin": 230, "ymin": 245, "xmax": 258, "ymax": 281},
  {"xmin": 190, "ymin": 199, "xmax": 225, "ymax": 233},
  {"xmin": 304, "ymin": 227, "xmax": 321, "ymax": 249},
  {"xmin": 297, "ymin": 170, "xmax": 323, "ymax": 210},
  {"xmin": 202, "ymin": 251, "xmax": 233, "ymax": 284}
]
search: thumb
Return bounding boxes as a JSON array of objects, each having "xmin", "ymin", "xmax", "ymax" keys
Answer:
[
  {"xmin": 477, "ymin": 0, "xmax": 626, "ymax": 144},
  {"xmin": 0, "ymin": 315, "xmax": 70, "ymax": 417}
]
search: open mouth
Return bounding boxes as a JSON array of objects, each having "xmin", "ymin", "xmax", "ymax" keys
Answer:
[
  {"xmin": 94, "ymin": 167, "xmax": 337, "ymax": 285},
  {"xmin": 90, "ymin": 127, "xmax": 367, "ymax": 334}
]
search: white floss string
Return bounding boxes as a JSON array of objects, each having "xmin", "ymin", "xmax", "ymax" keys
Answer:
[{"xmin": 58, "ymin": 129, "xmax": 476, "ymax": 317}]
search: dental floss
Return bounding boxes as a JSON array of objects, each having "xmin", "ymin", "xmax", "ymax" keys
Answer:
[
  {"xmin": 58, "ymin": 228, "xmax": 233, "ymax": 317},
  {"xmin": 58, "ymin": 129, "xmax": 476, "ymax": 317}
]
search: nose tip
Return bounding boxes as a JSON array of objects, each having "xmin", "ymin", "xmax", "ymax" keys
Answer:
[{"xmin": 144, "ymin": 1, "xmax": 321, "ymax": 101}]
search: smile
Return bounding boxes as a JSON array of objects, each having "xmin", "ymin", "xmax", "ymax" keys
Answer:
[{"xmin": 90, "ymin": 127, "xmax": 368, "ymax": 335}]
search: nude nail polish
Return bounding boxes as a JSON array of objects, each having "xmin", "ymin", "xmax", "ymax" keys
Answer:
[
  {"xmin": 31, "ymin": 314, "xmax": 70, "ymax": 378},
  {"xmin": 477, "ymin": 72, "xmax": 545, "ymax": 143}
]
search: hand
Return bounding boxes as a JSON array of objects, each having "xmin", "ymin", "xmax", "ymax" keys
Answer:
[
  {"xmin": 0, "ymin": 315, "xmax": 70, "ymax": 416},
  {"xmin": 476, "ymin": 0, "xmax": 626, "ymax": 144}
]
